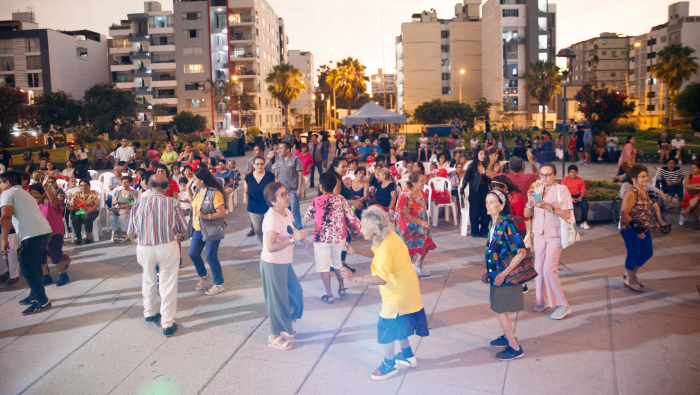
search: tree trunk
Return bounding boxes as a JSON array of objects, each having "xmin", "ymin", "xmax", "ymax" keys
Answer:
[
  {"xmin": 660, "ymin": 81, "xmax": 665, "ymax": 127},
  {"xmin": 668, "ymin": 90, "xmax": 674, "ymax": 127},
  {"xmin": 332, "ymin": 89, "xmax": 336, "ymax": 129},
  {"xmin": 285, "ymin": 103, "xmax": 291, "ymax": 130},
  {"xmin": 543, "ymin": 104, "xmax": 547, "ymax": 130}
]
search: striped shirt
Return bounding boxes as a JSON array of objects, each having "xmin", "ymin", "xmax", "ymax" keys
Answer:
[
  {"xmin": 126, "ymin": 192, "xmax": 187, "ymax": 246},
  {"xmin": 657, "ymin": 166, "xmax": 685, "ymax": 183}
]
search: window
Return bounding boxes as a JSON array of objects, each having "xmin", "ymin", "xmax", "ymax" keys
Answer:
[
  {"xmin": 538, "ymin": 17, "xmax": 547, "ymax": 31},
  {"xmin": 646, "ymin": 105, "xmax": 655, "ymax": 111},
  {"xmin": 27, "ymin": 73, "xmax": 41, "ymax": 87},
  {"xmin": 157, "ymin": 89, "xmax": 175, "ymax": 98},
  {"xmin": 152, "ymin": 53, "xmax": 174, "ymax": 63},
  {"xmin": 601, "ymin": 50, "xmax": 607, "ymax": 55},
  {"xmin": 153, "ymin": 36, "xmax": 173, "ymax": 46},
  {"xmin": 0, "ymin": 57, "xmax": 14, "ymax": 71},
  {"xmin": 26, "ymin": 55, "xmax": 41, "ymax": 70},
  {"xmin": 0, "ymin": 40, "xmax": 11, "ymax": 54},
  {"xmin": 441, "ymin": 31, "xmax": 449, "ymax": 38},
  {"xmin": 0, "ymin": 74, "xmax": 15, "ymax": 87},
  {"xmin": 611, "ymin": 50, "xmax": 617, "ymax": 57},
  {"xmin": 76, "ymin": 47, "xmax": 88, "ymax": 57},
  {"xmin": 647, "ymin": 52, "xmax": 656, "ymax": 59},
  {"xmin": 502, "ymin": 28, "xmax": 519, "ymax": 43},
  {"xmin": 661, "ymin": 35, "xmax": 667, "ymax": 43},
  {"xmin": 149, "ymin": 15, "xmax": 173, "ymax": 28},
  {"xmin": 538, "ymin": 0, "xmax": 547, "ymax": 12},
  {"xmin": 25, "ymin": 37, "xmax": 40, "ymax": 52},
  {"xmin": 441, "ymin": 45, "xmax": 449, "ymax": 52},
  {"xmin": 538, "ymin": 35, "xmax": 547, "ymax": 49},
  {"xmin": 538, "ymin": 53, "xmax": 548, "ymax": 61},
  {"xmin": 441, "ymin": 59, "xmax": 450, "ymax": 67},
  {"xmin": 183, "ymin": 12, "xmax": 201, "ymax": 20},
  {"xmin": 185, "ymin": 82, "xmax": 204, "ymax": 91},
  {"xmin": 502, "ymin": 9, "xmax": 519, "ymax": 17},
  {"xmin": 184, "ymin": 64, "xmax": 204, "ymax": 73},
  {"xmin": 183, "ymin": 29, "xmax": 201, "ymax": 38},
  {"xmin": 611, "ymin": 72, "xmax": 616, "ymax": 77},
  {"xmin": 442, "ymin": 87, "xmax": 451, "ymax": 95},
  {"xmin": 505, "ymin": 63, "xmax": 518, "ymax": 76},
  {"xmin": 442, "ymin": 73, "xmax": 450, "ymax": 80},
  {"xmin": 182, "ymin": 46, "xmax": 204, "ymax": 56},
  {"xmin": 186, "ymin": 98, "xmax": 206, "ymax": 108}
]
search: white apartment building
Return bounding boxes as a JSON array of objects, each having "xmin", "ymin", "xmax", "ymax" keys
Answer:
[
  {"xmin": 371, "ymin": 70, "xmax": 397, "ymax": 95},
  {"xmin": 288, "ymin": 49, "xmax": 314, "ymax": 126},
  {"xmin": 628, "ymin": 1, "xmax": 700, "ymax": 128},
  {"xmin": 569, "ymin": 33, "xmax": 629, "ymax": 92},
  {"xmin": 173, "ymin": 0, "xmax": 288, "ymax": 135},
  {"xmin": 0, "ymin": 11, "xmax": 109, "ymax": 101},
  {"xmin": 109, "ymin": 1, "xmax": 177, "ymax": 130}
]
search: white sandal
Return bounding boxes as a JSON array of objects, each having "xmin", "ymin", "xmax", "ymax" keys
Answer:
[
  {"xmin": 195, "ymin": 274, "xmax": 210, "ymax": 291},
  {"xmin": 205, "ymin": 284, "xmax": 225, "ymax": 296},
  {"xmin": 268, "ymin": 334, "xmax": 293, "ymax": 350},
  {"xmin": 280, "ymin": 330, "xmax": 297, "ymax": 338}
]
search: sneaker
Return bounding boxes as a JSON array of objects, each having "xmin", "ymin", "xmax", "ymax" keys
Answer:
[
  {"xmin": 413, "ymin": 264, "xmax": 422, "ymax": 276},
  {"xmin": 246, "ymin": 229, "xmax": 255, "ymax": 237},
  {"xmin": 550, "ymin": 305, "xmax": 572, "ymax": 320},
  {"xmin": 22, "ymin": 300, "xmax": 52, "ymax": 315},
  {"xmin": 19, "ymin": 296, "xmax": 35, "ymax": 305},
  {"xmin": 396, "ymin": 353, "xmax": 418, "ymax": 368},
  {"xmin": 145, "ymin": 313, "xmax": 162, "ymax": 323},
  {"xmin": 419, "ymin": 266, "xmax": 431, "ymax": 276},
  {"xmin": 42, "ymin": 274, "xmax": 53, "ymax": 285},
  {"xmin": 85, "ymin": 239, "xmax": 93, "ymax": 245},
  {"xmin": 495, "ymin": 346, "xmax": 524, "ymax": 361},
  {"xmin": 370, "ymin": 361, "xmax": 398, "ymax": 381},
  {"xmin": 0, "ymin": 271, "xmax": 8, "ymax": 283},
  {"xmin": 55, "ymin": 273, "xmax": 70, "ymax": 287},
  {"xmin": 679, "ymin": 214, "xmax": 687, "ymax": 226},
  {"xmin": 490, "ymin": 335, "xmax": 510, "ymax": 348},
  {"xmin": 163, "ymin": 323, "xmax": 178, "ymax": 337},
  {"xmin": 195, "ymin": 274, "xmax": 210, "ymax": 291},
  {"xmin": 523, "ymin": 284, "xmax": 529, "ymax": 294},
  {"xmin": 580, "ymin": 222, "xmax": 590, "ymax": 230},
  {"xmin": 75, "ymin": 239, "xmax": 82, "ymax": 245},
  {"xmin": 534, "ymin": 305, "xmax": 545, "ymax": 312}
]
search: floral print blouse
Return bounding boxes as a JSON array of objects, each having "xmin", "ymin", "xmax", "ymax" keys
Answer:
[
  {"xmin": 303, "ymin": 194, "xmax": 361, "ymax": 244},
  {"xmin": 621, "ymin": 186, "xmax": 654, "ymax": 231},
  {"xmin": 70, "ymin": 190, "xmax": 100, "ymax": 209},
  {"xmin": 484, "ymin": 216, "xmax": 525, "ymax": 288}
]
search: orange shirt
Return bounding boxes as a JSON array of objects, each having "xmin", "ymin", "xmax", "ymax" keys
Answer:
[{"xmin": 561, "ymin": 176, "xmax": 586, "ymax": 196}]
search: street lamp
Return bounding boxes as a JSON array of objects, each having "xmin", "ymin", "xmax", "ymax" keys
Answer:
[
  {"xmin": 556, "ymin": 47, "xmax": 576, "ymax": 176},
  {"xmin": 459, "ymin": 69, "xmax": 465, "ymax": 103}
]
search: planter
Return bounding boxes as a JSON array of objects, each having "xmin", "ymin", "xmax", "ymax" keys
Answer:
[{"xmin": 575, "ymin": 199, "xmax": 614, "ymax": 222}]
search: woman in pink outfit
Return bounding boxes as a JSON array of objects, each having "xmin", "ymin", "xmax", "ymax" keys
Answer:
[
  {"xmin": 524, "ymin": 163, "xmax": 573, "ymax": 321},
  {"xmin": 295, "ymin": 143, "xmax": 313, "ymax": 199}
]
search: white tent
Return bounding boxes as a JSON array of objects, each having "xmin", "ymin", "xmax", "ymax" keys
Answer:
[{"xmin": 341, "ymin": 101, "xmax": 407, "ymax": 125}]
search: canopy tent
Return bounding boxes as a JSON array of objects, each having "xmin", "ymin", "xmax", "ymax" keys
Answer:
[{"xmin": 341, "ymin": 101, "xmax": 407, "ymax": 125}]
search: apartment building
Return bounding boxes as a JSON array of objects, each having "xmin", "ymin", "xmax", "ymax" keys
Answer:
[
  {"xmin": 288, "ymin": 49, "xmax": 314, "ymax": 126},
  {"xmin": 108, "ymin": 1, "xmax": 177, "ymax": 131},
  {"xmin": 396, "ymin": 1, "xmax": 483, "ymax": 115},
  {"xmin": 628, "ymin": 1, "xmax": 700, "ymax": 128},
  {"xmin": 481, "ymin": 0, "xmax": 557, "ymax": 128},
  {"xmin": 0, "ymin": 10, "xmax": 109, "ymax": 101},
  {"xmin": 371, "ymin": 69, "xmax": 397, "ymax": 110},
  {"xmin": 569, "ymin": 33, "xmax": 629, "ymax": 92},
  {"xmin": 173, "ymin": 0, "xmax": 287, "ymax": 134}
]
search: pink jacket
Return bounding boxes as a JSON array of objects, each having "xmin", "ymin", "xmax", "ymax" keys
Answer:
[
  {"xmin": 295, "ymin": 151, "xmax": 313, "ymax": 176},
  {"xmin": 532, "ymin": 183, "xmax": 573, "ymax": 238}
]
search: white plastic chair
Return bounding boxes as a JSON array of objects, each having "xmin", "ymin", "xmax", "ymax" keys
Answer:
[
  {"xmin": 56, "ymin": 179, "xmax": 67, "ymax": 190},
  {"xmin": 88, "ymin": 170, "xmax": 98, "ymax": 180},
  {"xmin": 459, "ymin": 186, "xmax": 470, "ymax": 236},
  {"xmin": 423, "ymin": 184, "xmax": 432, "ymax": 222},
  {"xmin": 70, "ymin": 182, "xmax": 103, "ymax": 243},
  {"xmin": 98, "ymin": 173, "xmax": 115, "ymax": 209},
  {"xmin": 428, "ymin": 177, "xmax": 458, "ymax": 227}
]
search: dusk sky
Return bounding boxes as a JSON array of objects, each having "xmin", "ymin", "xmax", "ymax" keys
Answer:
[{"xmin": 2, "ymin": 0, "xmax": 694, "ymax": 78}]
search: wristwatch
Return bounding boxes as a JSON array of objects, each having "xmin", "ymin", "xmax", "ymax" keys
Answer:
[{"xmin": 548, "ymin": 207, "xmax": 555, "ymax": 214}]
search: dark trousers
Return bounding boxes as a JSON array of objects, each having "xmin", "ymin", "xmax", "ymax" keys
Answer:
[
  {"xmin": 70, "ymin": 211, "xmax": 99, "ymax": 240},
  {"xmin": 309, "ymin": 160, "xmax": 323, "ymax": 188},
  {"xmin": 621, "ymin": 229, "xmax": 653, "ymax": 271},
  {"xmin": 468, "ymin": 187, "xmax": 490, "ymax": 236},
  {"xmin": 18, "ymin": 233, "xmax": 51, "ymax": 304},
  {"xmin": 571, "ymin": 194, "xmax": 589, "ymax": 222}
]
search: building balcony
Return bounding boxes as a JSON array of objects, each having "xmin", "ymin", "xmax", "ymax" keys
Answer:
[
  {"xmin": 114, "ymin": 81, "xmax": 135, "ymax": 89},
  {"xmin": 130, "ymin": 51, "xmax": 152, "ymax": 60},
  {"xmin": 229, "ymin": 15, "xmax": 254, "ymax": 25},
  {"xmin": 109, "ymin": 47, "xmax": 132, "ymax": 55},
  {"xmin": 230, "ymin": 53, "xmax": 255, "ymax": 61},
  {"xmin": 151, "ymin": 97, "xmax": 178, "ymax": 105},
  {"xmin": 242, "ymin": 85, "xmax": 260, "ymax": 93},
  {"xmin": 149, "ymin": 27, "xmax": 174, "ymax": 35},
  {"xmin": 128, "ymin": 32, "xmax": 150, "ymax": 42},
  {"xmin": 150, "ymin": 44, "xmax": 175, "ymax": 53},
  {"xmin": 131, "ymin": 68, "xmax": 153, "ymax": 78},
  {"xmin": 111, "ymin": 64, "xmax": 134, "ymax": 72},
  {"xmin": 231, "ymin": 68, "xmax": 256, "ymax": 77},
  {"xmin": 150, "ymin": 62, "xmax": 176, "ymax": 70},
  {"xmin": 109, "ymin": 26, "xmax": 131, "ymax": 37},
  {"xmin": 127, "ymin": 13, "xmax": 148, "ymax": 19},
  {"xmin": 132, "ymin": 87, "xmax": 154, "ymax": 96},
  {"xmin": 229, "ymin": 33, "xmax": 255, "ymax": 42},
  {"xmin": 151, "ymin": 79, "xmax": 177, "ymax": 88}
]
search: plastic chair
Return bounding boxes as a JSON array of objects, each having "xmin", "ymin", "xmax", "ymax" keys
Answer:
[
  {"xmin": 428, "ymin": 177, "xmax": 458, "ymax": 227},
  {"xmin": 459, "ymin": 186, "xmax": 470, "ymax": 236},
  {"xmin": 56, "ymin": 179, "xmax": 68, "ymax": 190},
  {"xmin": 423, "ymin": 184, "xmax": 432, "ymax": 222},
  {"xmin": 69, "ymin": 183, "xmax": 102, "ymax": 243},
  {"xmin": 88, "ymin": 170, "xmax": 98, "ymax": 180},
  {"xmin": 98, "ymin": 173, "xmax": 115, "ymax": 209}
]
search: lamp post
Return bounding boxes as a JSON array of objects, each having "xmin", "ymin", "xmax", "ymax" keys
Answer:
[
  {"xmin": 459, "ymin": 69, "xmax": 465, "ymax": 103},
  {"xmin": 556, "ymin": 48, "xmax": 576, "ymax": 176}
]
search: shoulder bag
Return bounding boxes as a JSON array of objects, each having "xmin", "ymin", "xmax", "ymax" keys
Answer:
[
  {"xmin": 198, "ymin": 188, "xmax": 227, "ymax": 242},
  {"xmin": 502, "ymin": 249, "xmax": 537, "ymax": 286},
  {"xmin": 557, "ymin": 184, "xmax": 580, "ymax": 249}
]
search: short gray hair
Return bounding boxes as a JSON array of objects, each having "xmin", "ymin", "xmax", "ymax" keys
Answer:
[
  {"xmin": 509, "ymin": 156, "xmax": 524, "ymax": 173},
  {"xmin": 361, "ymin": 206, "xmax": 395, "ymax": 247}
]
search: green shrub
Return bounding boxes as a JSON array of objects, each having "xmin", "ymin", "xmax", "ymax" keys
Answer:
[
  {"xmin": 585, "ymin": 180, "xmax": 621, "ymax": 190},
  {"xmin": 587, "ymin": 192, "xmax": 619, "ymax": 202},
  {"xmin": 248, "ymin": 126, "xmax": 261, "ymax": 138}
]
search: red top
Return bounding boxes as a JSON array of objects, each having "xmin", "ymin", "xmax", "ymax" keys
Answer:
[
  {"xmin": 492, "ymin": 172, "xmax": 539, "ymax": 194},
  {"xmin": 164, "ymin": 179, "xmax": 180, "ymax": 197},
  {"xmin": 561, "ymin": 176, "xmax": 586, "ymax": 196},
  {"xmin": 510, "ymin": 192, "xmax": 526, "ymax": 231}
]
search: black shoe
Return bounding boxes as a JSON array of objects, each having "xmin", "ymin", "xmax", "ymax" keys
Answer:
[
  {"xmin": 495, "ymin": 346, "xmax": 524, "ymax": 361},
  {"xmin": 19, "ymin": 296, "xmax": 35, "ymax": 305},
  {"xmin": 0, "ymin": 271, "xmax": 8, "ymax": 283},
  {"xmin": 246, "ymin": 229, "xmax": 255, "ymax": 237},
  {"xmin": 85, "ymin": 239, "xmax": 93, "ymax": 244},
  {"xmin": 163, "ymin": 323, "xmax": 178, "ymax": 337},
  {"xmin": 480, "ymin": 233, "xmax": 489, "ymax": 238},
  {"xmin": 471, "ymin": 233, "xmax": 481, "ymax": 238},
  {"xmin": 523, "ymin": 284, "xmax": 529, "ymax": 294},
  {"xmin": 75, "ymin": 239, "xmax": 82, "ymax": 245},
  {"xmin": 6, "ymin": 277, "xmax": 19, "ymax": 285},
  {"xmin": 343, "ymin": 263, "xmax": 356, "ymax": 273},
  {"xmin": 22, "ymin": 300, "xmax": 52, "ymax": 315},
  {"xmin": 145, "ymin": 313, "xmax": 162, "ymax": 323},
  {"xmin": 42, "ymin": 274, "xmax": 53, "ymax": 285},
  {"xmin": 490, "ymin": 335, "xmax": 511, "ymax": 348}
]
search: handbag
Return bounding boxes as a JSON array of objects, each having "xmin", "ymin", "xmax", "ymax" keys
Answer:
[
  {"xmin": 196, "ymin": 188, "xmax": 227, "ymax": 242},
  {"xmin": 557, "ymin": 184, "xmax": 580, "ymax": 249},
  {"xmin": 502, "ymin": 249, "xmax": 538, "ymax": 286}
]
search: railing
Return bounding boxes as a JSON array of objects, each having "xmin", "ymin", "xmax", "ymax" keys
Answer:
[
  {"xmin": 129, "ymin": 32, "xmax": 149, "ymax": 39},
  {"xmin": 155, "ymin": 93, "xmax": 176, "ymax": 98},
  {"xmin": 503, "ymin": 37, "xmax": 525, "ymax": 45},
  {"xmin": 110, "ymin": 24, "xmax": 131, "ymax": 30},
  {"xmin": 153, "ymin": 75, "xmax": 176, "ymax": 81},
  {"xmin": 113, "ymin": 60, "xmax": 133, "ymax": 66},
  {"xmin": 151, "ymin": 57, "xmax": 175, "ymax": 64},
  {"xmin": 232, "ymin": 69, "xmax": 256, "ymax": 76},
  {"xmin": 231, "ymin": 53, "xmax": 255, "ymax": 59},
  {"xmin": 130, "ymin": 51, "xmax": 151, "ymax": 56},
  {"xmin": 230, "ymin": 33, "xmax": 255, "ymax": 41},
  {"xmin": 243, "ymin": 86, "xmax": 260, "ymax": 93},
  {"xmin": 229, "ymin": 16, "xmax": 254, "ymax": 24}
]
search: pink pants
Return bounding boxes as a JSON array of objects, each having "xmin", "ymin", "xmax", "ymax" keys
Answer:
[{"xmin": 533, "ymin": 235, "xmax": 568, "ymax": 308}]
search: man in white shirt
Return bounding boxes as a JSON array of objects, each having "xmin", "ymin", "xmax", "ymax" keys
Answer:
[
  {"xmin": 111, "ymin": 139, "xmax": 135, "ymax": 169},
  {"xmin": 671, "ymin": 134, "xmax": 685, "ymax": 164}
]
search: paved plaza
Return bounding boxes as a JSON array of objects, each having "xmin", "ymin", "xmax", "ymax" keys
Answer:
[{"xmin": 1, "ymin": 153, "xmax": 699, "ymax": 395}]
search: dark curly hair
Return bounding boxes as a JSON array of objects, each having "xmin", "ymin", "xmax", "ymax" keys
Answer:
[{"xmin": 626, "ymin": 164, "xmax": 649, "ymax": 184}]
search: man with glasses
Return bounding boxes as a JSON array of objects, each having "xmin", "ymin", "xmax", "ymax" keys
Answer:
[{"xmin": 274, "ymin": 142, "xmax": 304, "ymax": 230}]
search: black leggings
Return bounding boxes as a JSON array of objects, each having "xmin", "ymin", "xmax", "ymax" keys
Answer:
[{"xmin": 468, "ymin": 187, "xmax": 490, "ymax": 236}]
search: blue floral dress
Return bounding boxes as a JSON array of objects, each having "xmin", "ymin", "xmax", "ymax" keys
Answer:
[{"xmin": 395, "ymin": 189, "xmax": 437, "ymax": 255}]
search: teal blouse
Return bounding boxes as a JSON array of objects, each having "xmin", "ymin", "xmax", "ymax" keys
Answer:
[{"xmin": 484, "ymin": 216, "xmax": 525, "ymax": 288}]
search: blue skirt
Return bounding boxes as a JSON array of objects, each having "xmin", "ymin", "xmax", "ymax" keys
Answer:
[{"xmin": 377, "ymin": 308, "xmax": 429, "ymax": 344}]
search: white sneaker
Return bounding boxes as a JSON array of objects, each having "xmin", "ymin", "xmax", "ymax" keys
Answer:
[
  {"xmin": 679, "ymin": 214, "xmax": 687, "ymax": 226},
  {"xmin": 534, "ymin": 305, "xmax": 545, "ymax": 312},
  {"xmin": 581, "ymin": 222, "xmax": 590, "ymax": 230},
  {"xmin": 413, "ymin": 265, "xmax": 422, "ymax": 276},
  {"xmin": 551, "ymin": 305, "xmax": 572, "ymax": 320}
]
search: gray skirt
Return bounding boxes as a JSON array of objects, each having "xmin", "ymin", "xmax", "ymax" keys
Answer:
[
  {"xmin": 260, "ymin": 259, "xmax": 304, "ymax": 336},
  {"xmin": 490, "ymin": 285, "xmax": 524, "ymax": 314}
]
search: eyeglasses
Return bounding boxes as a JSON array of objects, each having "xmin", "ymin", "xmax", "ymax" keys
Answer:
[
  {"xmin": 275, "ymin": 192, "xmax": 288, "ymax": 199},
  {"xmin": 253, "ymin": 163, "xmax": 265, "ymax": 166},
  {"xmin": 539, "ymin": 173, "xmax": 554, "ymax": 178}
]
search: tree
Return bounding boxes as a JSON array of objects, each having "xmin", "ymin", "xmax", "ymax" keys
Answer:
[
  {"xmin": 573, "ymin": 84, "xmax": 635, "ymax": 131},
  {"xmin": 265, "ymin": 63, "xmax": 305, "ymax": 128},
  {"xmin": 524, "ymin": 60, "xmax": 562, "ymax": 129},
  {"xmin": 169, "ymin": 111, "xmax": 207, "ymax": 134},
  {"xmin": 674, "ymin": 82, "xmax": 700, "ymax": 119},
  {"xmin": 34, "ymin": 91, "xmax": 82, "ymax": 141},
  {"xmin": 337, "ymin": 57, "xmax": 368, "ymax": 115},
  {"xmin": 472, "ymin": 97, "xmax": 492, "ymax": 120},
  {"xmin": 413, "ymin": 99, "xmax": 474, "ymax": 125},
  {"xmin": 152, "ymin": 104, "xmax": 170, "ymax": 130},
  {"xmin": 649, "ymin": 44, "xmax": 699, "ymax": 126},
  {"xmin": 82, "ymin": 84, "xmax": 138, "ymax": 139},
  {"xmin": 0, "ymin": 87, "xmax": 28, "ymax": 146}
]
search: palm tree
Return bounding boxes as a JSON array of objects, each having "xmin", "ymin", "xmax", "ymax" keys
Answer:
[
  {"xmin": 650, "ymin": 44, "xmax": 699, "ymax": 126},
  {"xmin": 325, "ymin": 68, "xmax": 341, "ymax": 128},
  {"xmin": 265, "ymin": 63, "xmax": 305, "ymax": 128},
  {"xmin": 337, "ymin": 57, "xmax": 369, "ymax": 115},
  {"xmin": 524, "ymin": 60, "xmax": 563, "ymax": 129}
]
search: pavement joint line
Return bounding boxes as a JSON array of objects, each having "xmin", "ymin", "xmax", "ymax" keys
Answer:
[
  {"xmin": 605, "ymin": 276, "xmax": 620, "ymax": 395},
  {"xmin": 396, "ymin": 267, "xmax": 453, "ymax": 395}
]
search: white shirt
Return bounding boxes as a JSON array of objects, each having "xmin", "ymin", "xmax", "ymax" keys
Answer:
[
  {"xmin": 114, "ymin": 146, "xmax": 135, "ymax": 162},
  {"xmin": 77, "ymin": 148, "xmax": 89, "ymax": 160},
  {"xmin": 0, "ymin": 186, "xmax": 52, "ymax": 241},
  {"xmin": 671, "ymin": 138, "xmax": 685, "ymax": 149}
]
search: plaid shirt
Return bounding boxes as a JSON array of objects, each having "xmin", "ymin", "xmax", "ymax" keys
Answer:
[{"xmin": 126, "ymin": 192, "xmax": 187, "ymax": 246}]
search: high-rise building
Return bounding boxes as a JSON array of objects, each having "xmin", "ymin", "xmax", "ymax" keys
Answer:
[
  {"xmin": 0, "ymin": 10, "xmax": 109, "ymax": 102},
  {"xmin": 108, "ymin": 1, "xmax": 177, "ymax": 131},
  {"xmin": 371, "ymin": 69, "xmax": 397, "ymax": 110},
  {"xmin": 568, "ymin": 33, "xmax": 629, "ymax": 92},
  {"xmin": 481, "ymin": 0, "xmax": 557, "ymax": 128},
  {"xmin": 396, "ymin": 1, "xmax": 483, "ymax": 115},
  {"xmin": 173, "ymin": 0, "xmax": 288, "ymax": 135},
  {"xmin": 627, "ymin": 1, "xmax": 700, "ymax": 128},
  {"xmin": 288, "ymin": 50, "xmax": 314, "ymax": 127}
]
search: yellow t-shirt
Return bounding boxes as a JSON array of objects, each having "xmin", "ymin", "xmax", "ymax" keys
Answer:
[
  {"xmin": 191, "ymin": 189, "xmax": 225, "ymax": 231},
  {"xmin": 371, "ymin": 232, "xmax": 424, "ymax": 318},
  {"xmin": 161, "ymin": 151, "xmax": 178, "ymax": 169},
  {"xmin": 197, "ymin": 142, "xmax": 207, "ymax": 154}
]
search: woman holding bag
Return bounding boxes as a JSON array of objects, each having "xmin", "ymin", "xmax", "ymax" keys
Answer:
[
  {"xmin": 187, "ymin": 167, "xmax": 227, "ymax": 296},
  {"xmin": 523, "ymin": 163, "xmax": 573, "ymax": 320},
  {"xmin": 620, "ymin": 164, "xmax": 655, "ymax": 292}
]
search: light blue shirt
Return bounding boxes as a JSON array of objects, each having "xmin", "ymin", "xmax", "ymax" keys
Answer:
[
  {"xmin": 583, "ymin": 130, "xmax": 593, "ymax": 145},
  {"xmin": 0, "ymin": 186, "xmax": 52, "ymax": 241}
]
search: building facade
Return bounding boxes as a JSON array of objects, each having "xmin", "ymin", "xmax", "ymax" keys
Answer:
[
  {"xmin": 288, "ymin": 49, "xmax": 314, "ymax": 126},
  {"xmin": 0, "ymin": 11, "xmax": 109, "ymax": 101},
  {"xmin": 109, "ymin": 1, "xmax": 177, "ymax": 131},
  {"xmin": 569, "ymin": 33, "xmax": 629, "ymax": 92},
  {"xmin": 172, "ymin": 0, "xmax": 287, "ymax": 135}
]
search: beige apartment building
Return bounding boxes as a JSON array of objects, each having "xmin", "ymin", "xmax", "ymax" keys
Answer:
[
  {"xmin": 569, "ymin": 33, "xmax": 629, "ymax": 92},
  {"xmin": 288, "ymin": 49, "xmax": 314, "ymax": 126}
]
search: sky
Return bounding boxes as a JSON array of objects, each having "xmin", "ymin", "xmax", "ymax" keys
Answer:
[{"xmin": 2, "ymin": 0, "xmax": 694, "ymax": 78}]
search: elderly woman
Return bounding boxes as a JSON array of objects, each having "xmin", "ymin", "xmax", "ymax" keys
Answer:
[
  {"xmin": 109, "ymin": 175, "xmax": 139, "ymax": 242},
  {"xmin": 261, "ymin": 181, "xmax": 309, "ymax": 351},
  {"xmin": 620, "ymin": 165, "xmax": 656, "ymax": 292},
  {"xmin": 482, "ymin": 190, "xmax": 526, "ymax": 360},
  {"xmin": 373, "ymin": 167, "xmax": 397, "ymax": 215},
  {"xmin": 396, "ymin": 171, "xmax": 436, "ymax": 277},
  {"xmin": 68, "ymin": 178, "xmax": 101, "ymax": 245},
  {"xmin": 340, "ymin": 206, "xmax": 429, "ymax": 380},
  {"xmin": 523, "ymin": 163, "xmax": 573, "ymax": 320}
]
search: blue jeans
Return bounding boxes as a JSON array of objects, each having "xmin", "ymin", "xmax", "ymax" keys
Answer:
[
  {"xmin": 287, "ymin": 189, "xmax": 302, "ymax": 230},
  {"xmin": 309, "ymin": 161, "xmax": 323, "ymax": 187},
  {"xmin": 572, "ymin": 194, "xmax": 588, "ymax": 222},
  {"xmin": 188, "ymin": 230, "xmax": 223, "ymax": 285},
  {"xmin": 607, "ymin": 146, "xmax": 617, "ymax": 162},
  {"xmin": 621, "ymin": 228, "xmax": 653, "ymax": 271}
]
